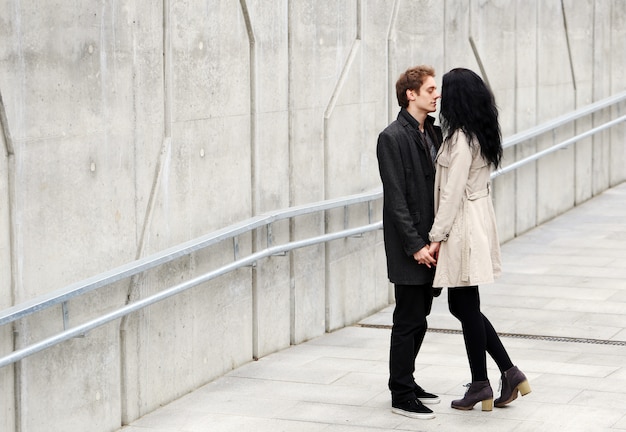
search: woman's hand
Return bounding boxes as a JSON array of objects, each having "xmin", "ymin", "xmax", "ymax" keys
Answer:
[
  {"xmin": 413, "ymin": 245, "xmax": 437, "ymax": 268},
  {"xmin": 428, "ymin": 242, "xmax": 440, "ymax": 262}
]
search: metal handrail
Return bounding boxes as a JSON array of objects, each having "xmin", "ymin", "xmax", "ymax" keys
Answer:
[
  {"xmin": 0, "ymin": 189, "xmax": 383, "ymax": 327},
  {"xmin": 1, "ymin": 91, "xmax": 625, "ymax": 368},
  {"xmin": 494, "ymin": 114, "xmax": 626, "ymax": 177},
  {"xmin": 502, "ymin": 90, "xmax": 626, "ymax": 149},
  {"xmin": 0, "ymin": 221, "xmax": 382, "ymax": 368}
]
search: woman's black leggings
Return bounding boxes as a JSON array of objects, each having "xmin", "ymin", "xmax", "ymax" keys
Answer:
[{"xmin": 448, "ymin": 286, "xmax": 514, "ymax": 381}]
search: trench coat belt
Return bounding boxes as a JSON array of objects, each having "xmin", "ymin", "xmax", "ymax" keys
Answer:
[
  {"xmin": 465, "ymin": 184, "xmax": 490, "ymax": 201},
  {"xmin": 461, "ymin": 186, "xmax": 490, "ymax": 282}
]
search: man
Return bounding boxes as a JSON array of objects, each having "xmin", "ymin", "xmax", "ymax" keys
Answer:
[{"xmin": 376, "ymin": 65, "xmax": 442, "ymax": 420}]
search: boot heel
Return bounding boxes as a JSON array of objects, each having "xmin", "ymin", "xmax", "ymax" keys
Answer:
[
  {"xmin": 518, "ymin": 380, "xmax": 531, "ymax": 396},
  {"xmin": 452, "ymin": 381, "xmax": 493, "ymax": 411},
  {"xmin": 481, "ymin": 398, "xmax": 493, "ymax": 411}
]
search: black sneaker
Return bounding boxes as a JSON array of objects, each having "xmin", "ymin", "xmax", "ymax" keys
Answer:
[
  {"xmin": 415, "ymin": 385, "xmax": 441, "ymax": 405},
  {"xmin": 391, "ymin": 399, "xmax": 435, "ymax": 419}
]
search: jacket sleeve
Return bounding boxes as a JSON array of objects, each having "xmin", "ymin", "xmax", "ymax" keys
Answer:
[
  {"xmin": 377, "ymin": 130, "xmax": 426, "ymax": 256},
  {"xmin": 429, "ymin": 131, "xmax": 473, "ymax": 242}
]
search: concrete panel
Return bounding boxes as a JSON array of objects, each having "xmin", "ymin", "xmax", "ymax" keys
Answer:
[
  {"xmin": 374, "ymin": 230, "xmax": 392, "ymax": 306},
  {"xmin": 0, "ymin": 2, "xmax": 135, "ymax": 141},
  {"xmin": 325, "ymin": 206, "xmax": 357, "ymax": 330},
  {"xmin": 592, "ymin": 1, "xmax": 612, "ymax": 102},
  {"xmin": 253, "ymin": 254, "xmax": 292, "ymax": 358},
  {"xmin": 248, "ymin": 0, "xmax": 291, "ymax": 355},
  {"xmin": 611, "ymin": 0, "xmax": 626, "ymax": 87},
  {"xmin": 574, "ymin": 118, "xmax": 594, "ymax": 205},
  {"xmin": 536, "ymin": 0, "xmax": 576, "ymax": 117},
  {"xmin": 364, "ymin": 0, "xmax": 398, "ymax": 135},
  {"xmin": 172, "ymin": 116, "xmax": 252, "ymax": 232},
  {"xmin": 388, "ymin": 0, "xmax": 445, "ymax": 120},
  {"xmin": 129, "ymin": 0, "xmax": 167, "ymax": 246},
  {"xmin": 288, "ymin": 0, "xmax": 358, "ymax": 344},
  {"xmin": 170, "ymin": 0, "xmax": 249, "ymax": 122},
  {"xmin": 292, "ymin": 240, "xmax": 326, "ymax": 344},
  {"xmin": 536, "ymin": 0, "xmax": 576, "ymax": 223},
  {"xmin": 288, "ymin": 120, "xmax": 325, "ymax": 342},
  {"xmin": 132, "ymin": 125, "xmax": 167, "ymax": 246},
  {"xmin": 254, "ymin": 108, "xmax": 290, "ymax": 211},
  {"xmin": 153, "ymin": 1, "xmax": 252, "ymax": 243},
  {"xmin": 513, "ymin": 0, "xmax": 538, "ymax": 235},
  {"xmin": 289, "ymin": 106, "xmax": 324, "ymax": 204},
  {"xmin": 609, "ymin": 113, "xmax": 626, "ymax": 186},
  {"xmin": 136, "ymin": 120, "xmax": 252, "ymax": 253},
  {"xmin": 591, "ymin": 1, "xmax": 613, "ymax": 194},
  {"xmin": 18, "ymin": 325, "xmax": 121, "ymax": 432},
  {"xmin": 290, "ymin": 206, "xmax": 325, "ymax": 344},
  {"xmin": 324, "ymin": 201, "xmax": 386, "ymax": 331},
  {"xmin": 246, "ymin": 1, "xmax": 290, "ymax": 214},
  {"xmin": 246, "ymin": 0, "xmax": 290, "ymax": 358},
  {"xmin": 289, "ymin": 0, "xmax": 357, "ymax": 204},
  {"xmin": 326, "ymin": 101, "xmax": 379, "ymax": 198},
  {"xmin": 592, "ymin": 112, "xmax": 611, "ymax": 196},
  {"xmin": 120, "ymin": 250, "xmax": 253, "ymax": 419},
  {"xmin": 252, "ymin": 105, "xmax": 290, "ymax": 207},
  {"xmin": 323, "ymin": 1, "xmax": 391, "ymax": 333},
  {"xmin": 469, "ymin": 0, "xmax": 517, "ymax": 123},
  {"xmin": 610, "ymin": 0, "xmax": 626, "ymax": 185},
  {"xmin": 361, "ymin": 1, "xmax": 396, "ymax": 320},
  {"xmin": 566, "ymin": 0, "xmax": 596, "ymax": 206},
  {"xmin": 563, "ymin": 0, "xmax": 594, "ymax": 105},
  {"xmin": 189, "ymin": 273, "xmax": 254, "ymax": 376},
  {"xmin": 470, "ymin": 0, "xmax": 517, "ymax": 241},
  {"xmin": 537, "ymin": 131, "xmax": 577, "ymax": 224},
  {"xmin": 326, "ymin": 231, "xmax": 388, "ymax": 331},
  {"xmin": 1, "ymin": 0, "xmax": 139, "ymax": 304},
  {"xmin": 13, "ymin": 277, "xmax": 128, "ymax": 430},
  {"xmin": 0, "ymin": 91, "xmax": 14, "ymax": 432},
  {"xmin": 11, "ymin": 133, "xmax": 137, "ymax": 301},
  {"xmin": 0, "ymin": 9, "xmax": 142, "ymax": 426},
  {"xmin": 513, "ymin": 0, "xmax": 539, "ymax": 133},
  {"xmin": 286, "ymin": 1, "xmax": 330, "ymax": 288},
  {"xmin": 443, "ymin": 0, "xmax": 476, "ymax": 72},
  {"xmin": 323, "ymin": 2, "xmax": 385, "ymax": 198},
  {"xmin": 253, "ymin": 220, "xmax": 291, "ymax": 359}
]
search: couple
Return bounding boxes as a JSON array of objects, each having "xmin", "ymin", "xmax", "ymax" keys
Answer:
[{"xmin": 376, "ymin": 66, "xmax": 531, "ymax": 420}]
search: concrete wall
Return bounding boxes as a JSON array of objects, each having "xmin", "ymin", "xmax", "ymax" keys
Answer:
[{"xmin": 0, "ymin": 1, "xmax": 624, "ymax": 431}]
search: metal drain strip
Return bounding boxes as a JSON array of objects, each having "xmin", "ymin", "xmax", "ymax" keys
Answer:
[{"xmin": 357, "ymin": 324, "xmax": 626, "ymax": 346}]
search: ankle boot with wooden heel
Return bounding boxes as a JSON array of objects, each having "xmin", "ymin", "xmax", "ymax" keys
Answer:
[
  {"xmin": 451, "ymin": 380, "xmax": 493, "ymax": 411},
  {"xmin": 495, "ymin": 366, "xmax": 531, "ymax": 408}
]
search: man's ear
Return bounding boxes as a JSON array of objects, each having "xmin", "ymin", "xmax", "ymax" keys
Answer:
[{"xmin": 406, "ymin": 89, "xmax": 416, "ymax": 101}]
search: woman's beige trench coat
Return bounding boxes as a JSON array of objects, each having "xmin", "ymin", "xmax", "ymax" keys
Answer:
[{"xmin": 429, "ymin": 130, "xmax": 501, "ymax": 288}]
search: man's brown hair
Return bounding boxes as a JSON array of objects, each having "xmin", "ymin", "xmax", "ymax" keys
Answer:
[{"xmin": 395, "ymin": 65, "xmax": 436, "ymax": 108}]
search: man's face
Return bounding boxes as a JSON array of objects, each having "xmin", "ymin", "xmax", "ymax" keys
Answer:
[{"xmin": 411, "ymin": 75, "xmax": 440, "ymax": 114}]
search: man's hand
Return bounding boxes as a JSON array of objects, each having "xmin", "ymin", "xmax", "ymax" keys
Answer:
[{"xmin": 413, "ymin": 245, "xmax": 436, "ymax": 268}]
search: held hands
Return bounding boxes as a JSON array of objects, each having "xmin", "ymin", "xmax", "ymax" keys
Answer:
[
  {"xmin": 428, "ymin": 242, "xmax": 440, "ymax": 261},
  {"xmin": 414, "ymin": 243, "xmax": 442, "ymax": 296},
  {"xmin": 413, "ymin": 245, "xmax": 437, "ymax": 268}
]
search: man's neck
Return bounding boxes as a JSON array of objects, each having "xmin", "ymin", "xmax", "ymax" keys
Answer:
[{"xmin": 406, "ymin": 106, "xmax": 427, "ymax": 132}]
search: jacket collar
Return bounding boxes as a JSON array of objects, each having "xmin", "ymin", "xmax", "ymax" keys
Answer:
[{"xmin": 398, "ymin": 108, "xmax": 436, "ymax": 132}]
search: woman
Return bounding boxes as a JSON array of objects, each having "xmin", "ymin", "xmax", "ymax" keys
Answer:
[{"xmin": 428, "ymin": 68, "xmax": 531, "ymax": 411}]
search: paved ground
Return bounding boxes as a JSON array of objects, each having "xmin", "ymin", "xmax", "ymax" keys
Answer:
[{"xmin": 118, "ymin": 182, "xmax": 626, "ymax": 432}]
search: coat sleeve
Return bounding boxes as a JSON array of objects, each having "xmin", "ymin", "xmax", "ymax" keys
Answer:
[
  {"xmin": 377, "ymin": 130, "xmax": 426, "ymax": 256},
  {"xmin": 429, "ymin": 131, "xmax": 473, "ymax": 242}
]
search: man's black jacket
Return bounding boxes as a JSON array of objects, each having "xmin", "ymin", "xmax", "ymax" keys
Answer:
[{"xmin": 376, "ymin": 109, "xmax": 443, "ymax": 285}]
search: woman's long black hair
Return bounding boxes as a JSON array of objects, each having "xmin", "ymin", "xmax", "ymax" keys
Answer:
[{"xmin": 439, "ymin": 68, "xmax": 503, "ymax": 168}]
